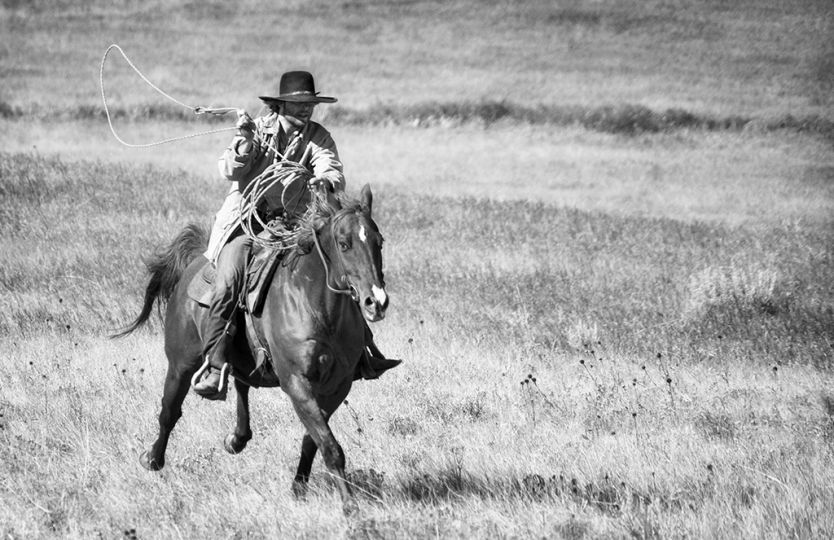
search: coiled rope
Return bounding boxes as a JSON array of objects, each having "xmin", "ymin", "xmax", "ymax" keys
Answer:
[
  {"xmin": 99, "ymin": 44, "xmax": 239, "ymax": 148},
  {"xmin": 239, "ymin": 161, "xmax": 315, "ymax": 249}
]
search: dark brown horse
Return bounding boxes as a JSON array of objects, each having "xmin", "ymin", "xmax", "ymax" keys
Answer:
[{"xmin": 117, "ymin": 184, "xmax": 388, "ymax": 511}]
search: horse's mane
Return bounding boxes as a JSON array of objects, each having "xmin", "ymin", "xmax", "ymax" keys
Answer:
[{"xmin": 279, "ymin": 190, "xmax": 366, "ymax": 255}]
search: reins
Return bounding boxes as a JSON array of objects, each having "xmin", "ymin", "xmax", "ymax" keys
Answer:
[{"xmin": 99, "ymin": 44, "xmax": 239, "ymax": 147}]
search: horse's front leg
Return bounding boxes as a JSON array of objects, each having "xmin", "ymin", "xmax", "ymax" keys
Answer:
[
  {"xmin": 224, "ymin": 378, "xmax": 252, "ymax": 454},
  {"xmin": 292, "ymin": 433, "xmax": 318, "ymax": 498},
  {"xmin": 284, "ymin": 373, "xmax": 355, "ymax": 513}
]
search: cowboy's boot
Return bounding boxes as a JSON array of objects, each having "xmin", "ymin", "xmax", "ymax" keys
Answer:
[
  {"xmin": 193, "ymin": 364, "xmax": 229, "ymax": 400},
  {"xmin": 353, "ymin": 322, "xmax": 402, "ymax": 380},
  {"xmin": 357, "ymin": 350, "xmax": 402, "ymax": 380},
  {"xmin": 355, "ymin": 322, "xmax": 402, "ymax": 380},
  {"xmin": 194, "ymin": 323, "xmax": 235, "ymax": 400}
]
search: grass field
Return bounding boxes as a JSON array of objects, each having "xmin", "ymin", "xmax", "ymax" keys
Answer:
[{"xmin": 1, "ymin": 1, "xmax": 834, "ymax": 539}]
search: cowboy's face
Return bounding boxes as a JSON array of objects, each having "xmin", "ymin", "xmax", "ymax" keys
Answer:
[{"xmin": 280, "ymin": 100, "xmax": 317, "ymax": 128}]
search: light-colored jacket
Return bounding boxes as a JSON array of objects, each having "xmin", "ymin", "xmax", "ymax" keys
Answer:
[{"xmin": 204, "ymin": 113, "xmax": 345, "ymax": 262}]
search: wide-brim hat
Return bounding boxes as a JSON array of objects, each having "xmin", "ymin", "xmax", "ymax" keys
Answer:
[{"xmin": 259, "ymin": 71, "xmax": 337, "ymax": 103}]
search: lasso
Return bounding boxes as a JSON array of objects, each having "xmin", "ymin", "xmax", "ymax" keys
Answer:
[
  {"xmin": 100, "ymin": 45, "xmax": 318, "ymax": 250},
  {"xmin": 99, "ymin": 44, "xmax": 240, "ymax": 147},
  {"xmin": 238, "ymin": 161, "xmax": 315, "ymax": 249}
]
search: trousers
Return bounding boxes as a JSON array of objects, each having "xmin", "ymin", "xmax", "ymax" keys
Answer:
[{"xmin": 202, "ymin": 232, "xmax": 253, "ymax": 366}]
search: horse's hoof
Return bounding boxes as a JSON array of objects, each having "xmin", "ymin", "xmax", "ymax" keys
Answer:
[
  {"xmin": 292, "ymin": 480, "xmax": 308, "ymax": 500},
  {"xmin": 139, "ymin": 450, "xmax": 164, "ymax": 471},
  {"xmin": 224, "ymin": 433, "xmax": 249, "ymax": 455}
]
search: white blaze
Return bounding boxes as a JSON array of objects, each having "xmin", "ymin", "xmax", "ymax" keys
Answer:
[
  {"xmin": 372, "ymin": 284, "xmax": 387, "ymax": 306},
  {"xmin": 358, "ymin": 224, "xmax": 367, "ymax": 243}
]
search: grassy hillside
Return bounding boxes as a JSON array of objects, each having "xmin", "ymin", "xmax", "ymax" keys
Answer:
[
  {"xmin": 1, "ymin": 154, "xmax": 833, "ymax": 538},
  {"xmin": 1, "ymin": 0, "xmax": 832, "ymax": 122}
]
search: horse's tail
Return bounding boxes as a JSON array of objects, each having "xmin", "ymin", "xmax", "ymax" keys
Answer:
[{"xmin": 111, "ymin": 223, "xmax": 208, "ymax": 338}]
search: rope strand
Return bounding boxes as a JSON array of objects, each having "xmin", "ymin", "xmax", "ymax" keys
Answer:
[
  {"xmin": 238, "ymin": 161, "xmax": 313, "ymax": 249},
  {"xmin": 238, "ymin": 166, "xmax": 354, "ymax": 296},
  {"xmin": 99, "ymin": 44, "xmax": 239, "ymax": 148}
]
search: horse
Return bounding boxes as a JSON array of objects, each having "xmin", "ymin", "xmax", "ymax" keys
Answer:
[{"xmin": 116, "ymin": 184, "xmax": 388, "ymax": 511}]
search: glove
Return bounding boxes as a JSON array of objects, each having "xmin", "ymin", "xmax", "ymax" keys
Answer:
[
  {"xmin": 232, "ymin": 110, "xmax": 256, "ymax": 154},
  {"xmin": 309, "ymin": 176, "xmax": 333, "ymax": 192},
  {"xmin": 235, "ymin": 110, "xmax": 255, "ymax": 136}
]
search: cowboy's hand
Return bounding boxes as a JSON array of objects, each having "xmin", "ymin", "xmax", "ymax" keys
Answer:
[
  {"xmin": 309, "ymin": 176, "xmax": 333, "ymax": 191},
  {"xmin": 235, "ymin": 110, "xmax": 255, "ymax": 136},
  {"xmin": 232, "ymin": 110, "xmax": 256, "ymax": 154}
]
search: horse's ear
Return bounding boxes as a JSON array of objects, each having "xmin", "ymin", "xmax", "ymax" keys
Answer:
[{"xmin": 360, "ymin": 184, "xmax": 373, "ymax": 216}]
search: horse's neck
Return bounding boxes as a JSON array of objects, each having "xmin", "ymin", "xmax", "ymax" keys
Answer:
[{"xmin": 286, "ymin": 230, "xmax": 349, "ymax": 314}]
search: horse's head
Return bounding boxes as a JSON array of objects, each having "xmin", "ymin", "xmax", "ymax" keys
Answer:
[{"xmin": 329, "ymin": 184, "xmax": 388, "ymax": 322}]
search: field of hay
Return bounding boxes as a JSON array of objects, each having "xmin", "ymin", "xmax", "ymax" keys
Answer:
[{"xmin": 1, "ymin": 1, "xmax": 833, "ymax": 538}]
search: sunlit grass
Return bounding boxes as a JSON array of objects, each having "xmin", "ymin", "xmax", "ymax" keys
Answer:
[
  {"xmin": 2, "ymin": 0, "xmax": 834, "ymax": 536},
  {"xmin": 4, "ymin": 120, "xmax": 834, "ymax": 227},
  {"xmin": 1, "ymin": 154, "xmax": 833, "ymax": 537}
]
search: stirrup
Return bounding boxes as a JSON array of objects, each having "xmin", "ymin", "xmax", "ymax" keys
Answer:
[
  {"xmin": 191, "ymin": 358, "xmax": 210, "ymax": 388},
  {"xmin": 191, "ymin": 358, "xmax": 230, "ymax": 391},
  {"xmin": 217, "ymin": 362, "xmax": 230, "ymax": 392}
]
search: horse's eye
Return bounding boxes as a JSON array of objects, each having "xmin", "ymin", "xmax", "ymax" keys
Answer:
[{"xmin": 339, "ymin": 241, "xmax": 349, "ymax": 252}]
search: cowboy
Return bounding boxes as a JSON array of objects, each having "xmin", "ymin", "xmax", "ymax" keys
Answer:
[{"xmin": 193, "ymin": 71, "xmax": 344, "ymax": 399}]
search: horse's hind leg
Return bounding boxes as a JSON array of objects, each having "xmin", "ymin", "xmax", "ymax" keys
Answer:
[
  {"xmin": 140, "ymin": 363, "xmax": 194, "ymax": 471},
  {"xmin": 224, "ymin": 378, "xmax": 252, "ymax": 454}
]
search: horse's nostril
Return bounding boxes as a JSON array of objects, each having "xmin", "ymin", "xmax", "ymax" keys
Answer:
[{"xmin": 364, "ymin": 297, "xmax": 375, "ymax": 307}]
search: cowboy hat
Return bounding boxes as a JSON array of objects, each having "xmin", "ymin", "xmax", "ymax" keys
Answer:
[{"xmin": 259, "ymin": 71, "xmax": 337, "ymax": 103}]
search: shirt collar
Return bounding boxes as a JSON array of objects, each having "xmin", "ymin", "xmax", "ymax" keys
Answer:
[
  {"xmin": 277, "ymin": 115, "xmax": 304, "ymax": 138},
  {"xmin": 261, "ymin": 112, "xmax": 309, "ymax": 139},
  {"xmin": 260, "ymin": 112, "xmax": 280, "ymax": 135}
]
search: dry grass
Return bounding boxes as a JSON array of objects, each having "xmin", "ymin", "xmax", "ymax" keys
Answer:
[
  {"xmin": 2, "ymin": 320, "xmax": 834, "ymax": 538},
  {"xmin": 2, "ymin": 0, "xmax": 834, "ymax": 537},
  {"xmin": 1, "ymin": 152, "xmax": 832, "ymax": 538}
]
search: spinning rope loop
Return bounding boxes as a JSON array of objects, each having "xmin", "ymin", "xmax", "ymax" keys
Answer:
[{"xmin": 99, "ymin": 44, "xmax": 239, "ymax": 147}]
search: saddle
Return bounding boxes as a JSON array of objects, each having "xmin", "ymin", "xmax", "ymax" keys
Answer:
[
  {"xmin": 185, "ymin": 236, "xmax": 287, "ymax": 386},
  {"xmin": 185, "ymin": 242, "xmax": 282, "ymax": 316}
]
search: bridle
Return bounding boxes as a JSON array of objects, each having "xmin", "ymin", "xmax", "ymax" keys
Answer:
[{"xmin": 311, "ymin": 209, "xmax": 360, "ymax": 302}]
